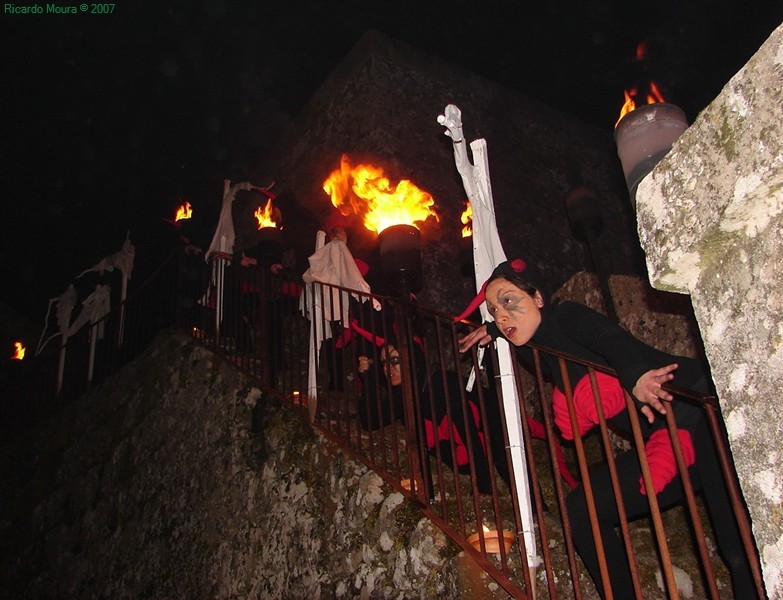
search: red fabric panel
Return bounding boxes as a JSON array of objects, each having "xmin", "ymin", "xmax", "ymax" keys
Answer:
[
  {"xmin": 639, "ymin": 428, "xmax": 695, "ymax": 495},
  {"xmin": 552, "ymin": 372, "xmax": 625, "ymax": 440}
]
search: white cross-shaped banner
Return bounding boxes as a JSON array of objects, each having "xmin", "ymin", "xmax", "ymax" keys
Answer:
[{"xmin": 438, "ymin": 104, "xmax": 537, "ymax": 572}]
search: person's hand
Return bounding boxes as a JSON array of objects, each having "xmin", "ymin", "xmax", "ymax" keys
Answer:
[
  {"xmin": 458, "ymin": 325, "xmax": 492, "ymax": 353},
  {"xmin": 633, "ymin": 363, "xmax": 678, "ymax": 423},
  {"xmin": 240, "ymin": 254, "xmax": 257, "ymax": 267},
  {"xmin": 358, "ymin": 356, "xmax": 373, "ymax": 373},
  {"xmin": 270, "ymin": 263, "xmax": 283, "ymax": 275}
]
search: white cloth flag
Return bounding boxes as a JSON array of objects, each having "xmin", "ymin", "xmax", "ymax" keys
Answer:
[
  {"xmin": 206, "ymin": 179, "xmax": 253, "ymax": 261},
  {"xmin": 300, "ymin": 232, "xmax": 380, "ymax": 415},
  {"xmin": 438, "ymin": 104, "xmax": 538, "ymax": 568}
]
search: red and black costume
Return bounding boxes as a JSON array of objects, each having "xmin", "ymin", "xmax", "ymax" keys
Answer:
[
  {"xmin": 356, "ymin": 335, "xmax": 510, "ymax": 494},
  {"xmin": 487, "ymin": 300, "xmax": 756, "ymax": 599}
]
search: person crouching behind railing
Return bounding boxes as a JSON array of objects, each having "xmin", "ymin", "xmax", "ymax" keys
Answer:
[{"xmin": 352, "ymin": 318, "xmax": 510, "ymax": 495}]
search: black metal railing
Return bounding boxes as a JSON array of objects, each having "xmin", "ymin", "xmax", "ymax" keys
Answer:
[{"xmin": 3, "ymin": 249, "xmax": 185, "ymax": 428}]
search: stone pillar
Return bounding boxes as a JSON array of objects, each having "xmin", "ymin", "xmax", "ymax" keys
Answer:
[{"xmin": 635, "ymin": 23, "xmax": 783, "ymax": 596}]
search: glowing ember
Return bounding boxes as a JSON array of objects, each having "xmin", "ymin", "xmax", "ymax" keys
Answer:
[
  {"xmin": 616, "ymin": 81, "xmax": 668, "ymax": 126},
  {"xmin": 635, "ymin": 41, "xmax": 647, "ymax": 61},
  {"xmin": 254, "ymin": 199, "xmax": 280, "ymax": 229},
  {"xmin": 174, "ymin": 201, "xmax": 193, "ymax": 222},
  {"xmin": 323, "ymin": 155, "xmax": 438, "ymax": 234},
  {"xmin": 11, "ymin": 341, "xmax": 25, "ymax": 360},
  {"xmin": 460, "ymin": 202, "xmax": 473, "ymax": 237}
]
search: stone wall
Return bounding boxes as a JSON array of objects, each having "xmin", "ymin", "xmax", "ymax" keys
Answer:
[
  {"xmin": 1, "ymin": 289, "xmax": 748, "ymax": 599},
  {"xmin": 0, "ymin": 330, "xmax": 514, "ymax": 599},
  {"xmin": 243, "ymin": 30, "xmax": 645, "ymax": 315},
  {"xmin": 635, "ymin": 22, "xmax": 783, "ymax": 598}
]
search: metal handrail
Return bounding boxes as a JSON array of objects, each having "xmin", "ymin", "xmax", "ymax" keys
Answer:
[{"xmin": 9, "ymin": 251, "xmax": 764, "ymax": 599}]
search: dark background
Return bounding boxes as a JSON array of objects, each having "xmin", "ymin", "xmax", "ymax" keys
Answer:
[{"xmin": 2, "ymin": 1, "xmax": 781, "ymax": 323}]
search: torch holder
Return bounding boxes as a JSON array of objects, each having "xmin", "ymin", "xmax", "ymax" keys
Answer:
[
  {"xmin": 379, "ymin": 224, "xmax": 422, "ymax": 295},
  {"xmin": 614, "ymin": 103, "xmax": 688, "ymax": 205},
  {"xmin": 250, "ymin": 227, "xmax": 283, "ymax": 266}
]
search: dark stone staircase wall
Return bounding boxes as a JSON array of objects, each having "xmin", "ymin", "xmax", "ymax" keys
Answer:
[
  {"xmin": 0, "ymin": 330, "xmax": 509, "ymax": 599},
  {"xmin": 245, "ymin": 30, "xmax": 644, "ymax": 315}
]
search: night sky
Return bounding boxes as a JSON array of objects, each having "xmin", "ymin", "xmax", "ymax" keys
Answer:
[{"xmin": 2, "ymin": 1, "xmax": 782, "ymax": 323}]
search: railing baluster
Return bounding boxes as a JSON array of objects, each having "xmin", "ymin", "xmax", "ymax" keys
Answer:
[{"xmin": 23, "ymin": 256, "xmax": 766, "ymax": 600}]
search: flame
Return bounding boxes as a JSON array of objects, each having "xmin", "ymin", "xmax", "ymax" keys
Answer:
[
  {"xmin": 323, "ymin": 155, "xmax": 438, "ymax": 234},
  {"xmin": 615, "ymin": 81, "xmax": 668, "ymax": 127},
  {"xmin": 254, "ymin": 199, "xmax": 279, "ymax": 229},
  {"xmin": 11, "ymin": 341, "xmax": 25, "ymax": 360},
  {"xmin": 174, "ymin": 201, "xmax": 192, "ymax": 222},
  {"xmin": 646, "ymin": 80, "xmax": 666, "ymax": 104},
  {"xmin": 460, "ymin": 202, "xmax": 473, "ymax": 237}
]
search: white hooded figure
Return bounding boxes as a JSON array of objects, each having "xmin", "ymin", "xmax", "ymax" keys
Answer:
[
  {"xmin": 36, "ymin": 283, "xmax": 78, "ymax": 355},
  {"xmin": 205, "ymin": 180, "xmax": 253, "ymax": 261},
  {"xmin": 438, "ymin": 103, "xmax": 537, "ymax": 577},
  {"xmin": 300, "ymin": 230, "xmax": 379, "ymax": 413},
  {"xmin": 77, "ymin": 235, "xmax": 135, "ymax": 280},
  {"xmin": 68, "ymin": 284, "xmax": 111, "ymax": 340}
]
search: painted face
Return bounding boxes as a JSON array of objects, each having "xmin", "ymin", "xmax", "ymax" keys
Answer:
[
  {"xmin": 380, "ymin": 345, "xmax": 402, "ymax": 386},
  {"xmin": 484, "ymin": 278, "xmax": 544, "ymax": 347}
]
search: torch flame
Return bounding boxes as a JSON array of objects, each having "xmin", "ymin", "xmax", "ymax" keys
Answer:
[
  {"xmin": 174, "ymin": 201, "xmax": 192, "ymax": 222},
  {"xmin": 254, "ymin": 199, "xmax": 279, "ymax": 229},
  {"xmin": 646, "ymin": 80, "xmax": 666, "ymax": 104},
  {"xmin": 615, "ymin": 81, "xmax": 668, "ymax": 127},
  {"xmin": 323, "ymin": 155, "xmax": 438, "ymax": 234},
  {"xmin": 12, "ymin": 341, "xmax": 25, "ymax": 360},
  {"xmin": 460, "ymin": 202, "xmax": 473, "ymax": 238}
]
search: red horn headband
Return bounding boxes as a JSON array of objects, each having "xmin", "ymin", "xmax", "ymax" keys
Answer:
[
  {"xmin": 454, "ymin": 258, "xmax": 526, "ymax": 321},
  {"xmin": 351, "ymin": 319, "xmax": 386, "ymax": 348}
]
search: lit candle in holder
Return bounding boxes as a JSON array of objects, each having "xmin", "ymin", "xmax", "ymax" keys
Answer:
[
  {"xmin": 291, "ymin": 390, "xmax": 308, "ymax": 408},
  {"xmin": 614, "ymin": 103, "xmax": 689, "ymax": 205},
  {"xmin": 467, "ymin": 525, "xmax": 515, "ymax": 554}
]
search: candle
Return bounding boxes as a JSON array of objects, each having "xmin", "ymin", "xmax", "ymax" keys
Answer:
[{"xmin": 467, "ymin": 527, "xmax": 515, "ymax": 554}]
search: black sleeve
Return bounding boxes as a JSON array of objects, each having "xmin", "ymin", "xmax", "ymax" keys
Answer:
[{"xmin": 553, "ymin": 302, "xmax": 707, "ymax": 395}]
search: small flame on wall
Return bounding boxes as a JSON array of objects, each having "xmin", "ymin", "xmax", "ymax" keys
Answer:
[
  {"xmin": 11, "ymin": 341, "xmax": 25, "ymax": 360},
  {"xmin": 323, "ymin": 154, "xmax": 438, "ymax": 234},
  {"xmin": 175, "ymin": 201, "xmax": 193, "ymax": 222}
]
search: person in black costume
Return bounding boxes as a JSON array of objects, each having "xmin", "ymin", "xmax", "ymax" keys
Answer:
[
  {"xmin": 354, "ymin": 318, "xmax": 510, "ymax": 494},
  {"xmin": 458, "ymin": 260, "xmax": 759, "ymax": 600}
]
